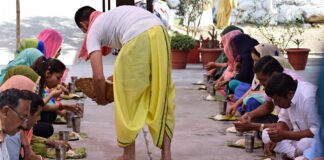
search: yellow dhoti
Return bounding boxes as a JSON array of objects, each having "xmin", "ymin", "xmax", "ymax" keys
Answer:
[{"xmin": 113, "ymin": 25, "xmax": 175, "ymax": 148}]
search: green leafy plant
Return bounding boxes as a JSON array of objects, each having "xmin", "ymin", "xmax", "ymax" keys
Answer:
[
  {"xmin": 200, "ymin": 26, "xmax": 219, "ymax": 48},
  {"xmin": 255, "ymin": 16, "xmax": 305, "ymax": 54},
  {"xmin": 178, "ymin": 0, "xmax": 209, "ymax": 37},
  {"xmin": 242, "ymin": 0, "xmax": 305, "ymax": 54},
  {"xmin": 292, "ymin": 38, "xmax": 304, "ymax": 48},
  {"xmin": 171, "ymin": 33, "xmax": 195, "ymax": 52}
]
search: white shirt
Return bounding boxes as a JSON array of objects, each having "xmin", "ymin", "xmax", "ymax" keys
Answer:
[
  {"xmin": 87, "ymin": 6, "xmax": 163, "ymax": 54},
  {"xmin": 0, "ymin": 135, "xmax": 10, "ymax": 160},
  {"xmin": 5, "ymin": 132, "xmax": 20, "ymax": 160},
  {"xmin": 278, "ymin": 80, "xmax": 320, "ymax": 135},
  {"xmin": 265, "ymin": 69, "xmax": 303, "ymax": 115}
]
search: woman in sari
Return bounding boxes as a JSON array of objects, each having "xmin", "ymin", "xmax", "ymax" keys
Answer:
[
  {"xmin": 15, "ymin": 28, "xmax": 63, "ymax": 59},
  {"xmin": 204, "ymin": 25, "xmax": 244, "ymax": 82},
  {"xmin": 2, "ymin": 58, "xmax": 81, "ymax": 138},
  {"xmin": 212, "ymin": 30, "xmax": 243, "ymax": 95},
  {"xmin": 0, "ymin": 48, "xmax": 42, "ymax": 84}
]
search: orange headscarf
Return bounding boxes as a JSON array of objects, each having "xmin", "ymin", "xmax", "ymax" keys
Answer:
[
  {"xmin": 0, "ymin": 75, "xmax": 36, "ymax": 92},
  {"xmin": 79, "ymin": 11, "xmax": 111, "ymax": 61}
]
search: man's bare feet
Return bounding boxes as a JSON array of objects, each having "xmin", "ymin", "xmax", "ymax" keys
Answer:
[
  {"xmin": 161, "ymin": 134, "xmax": 171, "ymax": 160},
  {"xmin": 115, "ymin": 142, "xmax": 136, "ymax": 160}
]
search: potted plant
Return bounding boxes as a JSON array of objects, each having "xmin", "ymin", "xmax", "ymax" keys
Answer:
[
  {"xmin": 171, "ymin": 33, "xmax": 195, "ymax": 69},
  {"xmin": 187, "ymin": 40, "xmax": 201, "ymax": 64},
  {"xmin": 177, "ymin": 0, "xmax": 209, "ymax": 64},
  {"xmin": 198, "ymin": 26, "xmax": 223, "ymax": 66},
  {"xmin": 255, "ymin": 15, "xmax": 309, "ymax": 70},
  {"xmin": 286, "ymin": 38, "xmax": 310, "ymax": 70}
]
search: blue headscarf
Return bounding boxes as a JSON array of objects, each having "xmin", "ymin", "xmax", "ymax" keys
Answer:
[{"xmin": 0, "ymin": 48, "xmax": 42, "ymax": 84}]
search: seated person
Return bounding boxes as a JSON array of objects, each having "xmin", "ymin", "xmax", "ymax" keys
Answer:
[
  {"xmin": 15, "ymin": 29, "xmax": 63, "ymax": 59},
  {"xmin": 0, "ymin": 48, "xmax": 43, "ymax": 84},
  {"xmin": 6, "ymin": 92, "xmax": 71, "ymax": 160},
  {"xmin": 262, "ymin": 73, "xmax": 319, "ymax": 159},
  {"xmin": 2, "ymin": 60, "xmax": 81, "ymax": 138},
  {"xmin": 215, "ymin": 34, "xmax": 258, "ymax": 98},
  {"xmin": 227, "ymin": 43, "xmax": 292, "ymax": 116},
  {"xmin": 209, "ymin": 29, "xmax": 243, "ymax": 95},
  {"xmin": 234, "ymin": 56, "xmax": 302, "ymax": 131},
  {"xmin": 0, "ymin": 89, "xmax": 32, "ymax": 159},
  {"xmin": 204, "ymin": 52, "xmax": 228, "ymax": 81},
  {"xmin": 203, "ymin": 25, "xmax": 244, "ymax": 82}
]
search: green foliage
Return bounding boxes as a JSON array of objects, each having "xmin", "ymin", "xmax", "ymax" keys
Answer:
[
  {"xmin": 241, "ymin": 0, "xmax": 306, "ymax": 53},
  {"xmin": 178, "ymin": 0, "xmax": 210, "ymax": 36},
  {"xmin": 200, "ymin": 26, "xmax": 219, "ymax": 48},
  {"xmin": 31, "ymin": 135, "xmax": 48, "ymax": 157},
  {"xmin": 255, "ymin": 16, "xmax": 305, "ymax": 54},
  {"xmin": 292, "ymin": 38, "xmax": 304, "ymax": 48},
  {"xmin": 171, "ymin": 33, "xmax": 196, "ymax": 52}
]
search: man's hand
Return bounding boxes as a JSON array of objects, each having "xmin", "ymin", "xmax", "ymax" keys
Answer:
[
  {"xmin": 233, "ymin": 121, "xmax": 255, "ymax": 132},
  {"xmin": 20, "ymin": 131, "xmax": 30, "ymax": 148},
  {"xmin": 204, "ymin": 62, "xmax": 217, "ymax": 71},
  {"xmin": 90, "ymin": 51, "xmax": 109, "ymax": 106},
  {"xmin": 268, "ymin": 127, "xmax": 287, "ymax": 143},
  {"xmin": 239, "ymin": 112, "xmax": 252, "ymax": 123}
]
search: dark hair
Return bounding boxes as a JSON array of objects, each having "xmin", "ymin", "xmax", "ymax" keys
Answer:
[
  {"xmin": 265, "ymin": 73, "xmax": 297, "ymax": 98},
  {"xmin": 0, "ymin": 89, "xmax": 32, "ymax": 110},
  {"xmin": 220, "ymin": 25, "xmax": 244, "ymax": 36},
  {"xmin": 253, "ymin": 56, "xmax": 284, "ymax": 76},
  {"xmin": 74, "ymin": 6, "xmax": 96, "ymax": 28},
  {"xmin": 230, "ymin": 34, "xmax": 259, "ymax": 62},
  {"xmin": 31, "ymin": 57, "xmax": 66, "ymax": 96},
  {"xmin": 29, "ymin": 93, "xmax": 44, "ymax": 115}
]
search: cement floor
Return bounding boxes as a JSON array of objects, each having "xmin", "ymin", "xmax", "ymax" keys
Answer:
[{"xmin": 53, "ymin": 57, "xmax": 322, "ymax": 160}]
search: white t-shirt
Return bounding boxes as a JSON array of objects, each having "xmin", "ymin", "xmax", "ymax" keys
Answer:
[
  {"xmin": 278, "ymin": 80, "xmax": 320, "ymax": 135},
  {"xmin": 86, "ymin": 6, "xmax": 163, "ymax": 54}
]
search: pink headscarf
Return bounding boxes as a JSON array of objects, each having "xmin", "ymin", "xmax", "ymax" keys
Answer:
[
  {"xmin": 221, "ymin": 30, "xmax": 242, "ymax": 66},
  {"xmin": 79, "ymin": 11, "xmax": 111, "ymax": 61},
  {"xmin": 0, "ymin": 75, "xmax": 36, "ymax": 92},
  {"xmin": 38, "ymin": 29, "xmax": 63, "ymax": 58},
  {"xmin": 220, "ymin": 30, "xmax": 242, "ymax": 82}
]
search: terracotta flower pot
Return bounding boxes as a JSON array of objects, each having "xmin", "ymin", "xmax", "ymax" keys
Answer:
[
  {"xmin": 171, "ymin": 49, "xmax": 189, "ymax": 69},
  {"xmin": 187, "ymin": 41, "xmax": 200, "ymax": 64},
  {"xmin": 286, "ymin": 48, "xmax": 310, "ymax": 70},
  {"xmin": 199, "ymin": 48, "xmax": 223, "ymax": 66}
]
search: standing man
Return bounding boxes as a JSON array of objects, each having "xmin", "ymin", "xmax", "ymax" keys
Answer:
[{"xmin": 74, "ymin": 6, "xmax": 175, "ymax": 160}]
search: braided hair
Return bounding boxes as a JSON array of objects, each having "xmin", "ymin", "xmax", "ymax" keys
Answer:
[{"xmin": 31, "ymin": 57, "xmax": 66, "ymax": 96}]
